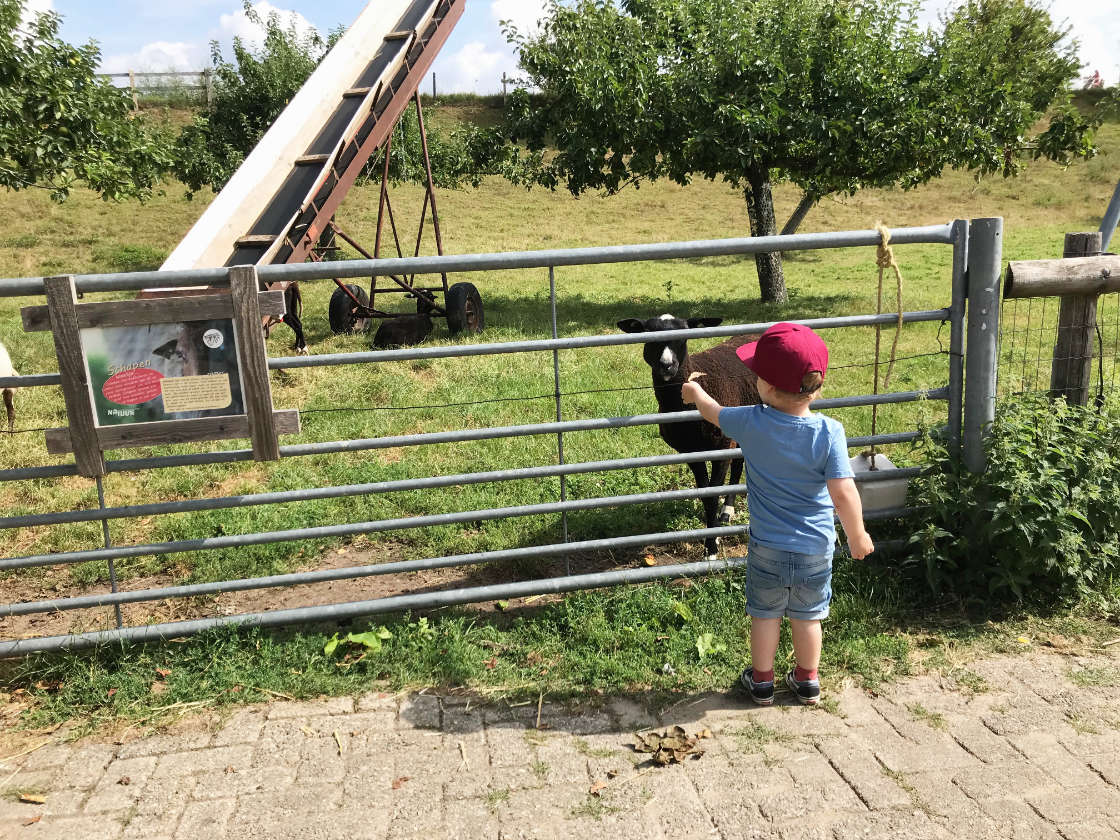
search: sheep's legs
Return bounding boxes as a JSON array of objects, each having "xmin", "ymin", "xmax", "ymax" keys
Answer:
[
  {"xmin": 3, "ymin": 388, "xmax": 12, "ymax": 434},
  {"xmin": 720, "ymin": 457, "xmax": 744, "ymax": 524}
]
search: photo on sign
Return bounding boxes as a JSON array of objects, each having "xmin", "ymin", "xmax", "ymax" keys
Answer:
[{"xmin": 82, "ymin": 319, "xmax": 245, "ymax": 427}]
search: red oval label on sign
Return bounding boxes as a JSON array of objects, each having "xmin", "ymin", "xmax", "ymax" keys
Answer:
[{"xmin": 102, "ymin": 368, "xmax": 165, "ymax": 405}]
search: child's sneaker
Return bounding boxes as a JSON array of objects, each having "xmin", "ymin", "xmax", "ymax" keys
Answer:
[
  {"xmin": 785, "ymin": 669, "xmax": 821, "ymax": 705},
  {"xmin": 738, "ymin": 667, "xmax": 774, "ymax": 706}
]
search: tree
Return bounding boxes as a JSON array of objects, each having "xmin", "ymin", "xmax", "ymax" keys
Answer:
[
  {"xmin": 0, "ymin": 0, "xmax": 172, "ymax": 201},
  {"xmin": 173, "ymin": 3, "xmax": 336, "ymax": 196},
  {"xmin": 505, "ymin": 0, "xmax": 1097, "ymax": 303}
]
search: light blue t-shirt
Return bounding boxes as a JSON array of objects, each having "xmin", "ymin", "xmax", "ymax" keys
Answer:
[{"xmin": 718, "ymin": 404, "xmax": 854, "ymax": 555}]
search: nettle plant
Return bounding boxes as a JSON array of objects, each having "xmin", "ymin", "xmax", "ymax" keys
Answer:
[{"xmin": 908, "ymin": 395, "xmax": 1120, "ymax": 605}]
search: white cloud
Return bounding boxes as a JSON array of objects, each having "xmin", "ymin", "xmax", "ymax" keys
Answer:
[
  {"xmin": 439, "ymin": 40, "xmax": 512, "ymax": 94},
  {"xmin": 217, "ymin": 1, "xmax": 320, "ymax": 51},
  {"xmin": 18, "ymin": 0, "xmax": 53, "ymax": 29},
  {"xmin": 489, "ymin": 0, "xmax": 549, "ymax": 38},
  {"xmin": 100, "ymin": 41, "xmax": 208, "ymax": 74}
]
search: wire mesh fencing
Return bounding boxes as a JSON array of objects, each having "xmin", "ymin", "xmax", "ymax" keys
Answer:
[{"xmin": 998, "ymin": 291, "xmax": 1120, "ymax": 404}]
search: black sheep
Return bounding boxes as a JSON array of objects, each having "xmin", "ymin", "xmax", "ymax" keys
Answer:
[{"xmin": 617, "ymin": 314, "xmax": 761, "ymax": 559}]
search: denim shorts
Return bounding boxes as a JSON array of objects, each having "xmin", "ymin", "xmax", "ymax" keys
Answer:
[{"xmin": 745, "ymin": 539, "xmax": 833, "ymax": 621}]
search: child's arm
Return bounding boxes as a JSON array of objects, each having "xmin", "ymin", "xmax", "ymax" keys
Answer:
[
  {"xmin": 681, "ymin": 379, "xmax": 724, "ymax": 427},
  {"xmin": 827, "ymin": 478, "xmax": 875, "ymax": 559}
]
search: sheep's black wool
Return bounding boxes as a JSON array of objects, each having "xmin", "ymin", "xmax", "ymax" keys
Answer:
[{"xmin": 618, "ymin": 314, "xmax": 761, "ymax": 559}]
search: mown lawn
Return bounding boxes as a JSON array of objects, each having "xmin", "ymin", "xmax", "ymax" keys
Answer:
[
  {"xmin": 0, "ymin": 116, "xmax": 1117, "ymax": 587},
  {"xmin": 0, "ymin": 104, "xmax": 1117, "ymax": 729}
]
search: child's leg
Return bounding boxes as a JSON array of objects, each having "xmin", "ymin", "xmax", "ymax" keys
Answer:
[
  {"xmin": 789, "ymin": 618, "xmax": 821, "ymax": 672},
  {"xmin": 749, "ymin": 617, "xmax": 781, "ymax": 672}
]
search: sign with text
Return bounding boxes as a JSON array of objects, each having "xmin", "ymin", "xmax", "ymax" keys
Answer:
[{"xmin": 82, "ymin": 319, "xmax": 245, "ymax": 427}]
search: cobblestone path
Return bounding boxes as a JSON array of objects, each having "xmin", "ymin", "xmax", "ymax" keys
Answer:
[{"xmin": 1, "ymin": 650, "xmax": 1119, "ymax": 839}]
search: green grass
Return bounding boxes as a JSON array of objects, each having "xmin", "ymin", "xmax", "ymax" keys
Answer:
[
  {"xmin": 1069, "ymin": 665, "xmax": 1119, "ymax": 688},
  {"xmin": 1, "ymin": 106, "xmax": 1119, "ymax": 731}
]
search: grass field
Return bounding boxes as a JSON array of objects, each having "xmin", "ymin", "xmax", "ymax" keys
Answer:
[
  {"xmin": 0, "ymin": 103, "xmax": 1118, "ymax": 730},
  {"xmin": 0, "ymin": 109, "xmax": 1117, "ymax": 594}
]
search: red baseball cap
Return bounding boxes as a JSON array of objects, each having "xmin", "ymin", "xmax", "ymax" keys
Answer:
[{"xmin": 736, "ymin": 323, "xmax": 829, "ymax": 394}]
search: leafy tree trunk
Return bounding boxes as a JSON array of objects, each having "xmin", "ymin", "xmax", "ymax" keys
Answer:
[
  {"xmin": 780, "ymin": 191, "xmax": 822, "ymax": 236},
  {"xmin": 744, "ymin": 167, "xmax": 787, "ymax": 304}
]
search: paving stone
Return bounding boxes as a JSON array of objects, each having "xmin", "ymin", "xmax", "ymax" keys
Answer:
[
  {"xmin": 443, "ymin": 795, "xmax": 500, "ymax": 840},
  {"xmin": 872, "ymin": 697, "xmax": 953, "ymax": 745},
  {"xmin": 53, "ymin": 745, "xmax": 117, "ymax": 791},
  {"xmin": 173, "ymin": 798, "xmax": 236, "ymax": 840},
  {"xmin": 116, "ymin": 732, "xmax": 211, "ymax": 759},
  {"xmin": 18, "ymin": 743, "xmax": 81, "ymax": 772},
  {"xmin": 902, "ymin": 771, "xmax": 984, "ymax": 820},
  {"xmin": 1029, "ymin": 786, "xmax": 1120, "ymax": 825},
  {"xmin": 355, "ymin": 690, "xmax": 399, "ymax": 713},
  {"xmin": 1008, "ymin": 733, "xmax": 1102, "ymax": 788},
  {"xmin": 815, "ymin": 739, "xmax": 912, "ymax": 811},
  {"xmin": 1089, "ymin": 755, "xmax": 1120, "ymax": 788},
  {"xmin": 120, "ymin": 805, "xmax": 185, "ymax": 840},
  {"xmin": 1057, "ymin": 821, "xmax": 1120, "ymax": 840},
  {"xmin": 191, "ymin": 764, "xmax": 295, "ymax": 800},
  {"xmin": 84, "ymin": 757, "xmax": 158, "ymax": 813},
  {"xmin": 151, "ymin": 744, "xmax": 254, "ymax": 778},
  {"xmin": 209, "ymin": 708, "xmax": 267, "ymax": 747},
  {"xmin": 607, "ymin": 697, "xmax": 660, "ymax": 731},
  {"xmin": 266, "ymin": 696, "xmax": 354, "ymax": 720},
  {"xmin": 874, "ymin": 741, "xmax": 983, "ymax": 775},
  {"xmin": 384, "ymin": 777, "xmax": 444, "ymax": 840},
  {"xmin": 30, "ymin": 814, "xmax": 125, "ymax": 840},
  {"xmin": 947, "ymin": 715, "xmax": 1024, "ymax": 764},
  {"xmin": 398, "ymin": 694, "xmax": 441, "ymax": 730}
]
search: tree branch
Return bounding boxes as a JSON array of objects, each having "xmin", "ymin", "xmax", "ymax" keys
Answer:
[{"xmin": 780, "ymin": 191, "xmax": 824, "ymax": 237}]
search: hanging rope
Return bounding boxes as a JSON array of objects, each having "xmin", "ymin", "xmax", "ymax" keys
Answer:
[{"xmin": 869, "ymin": 222, "xmax": 905, "ymax": 468}]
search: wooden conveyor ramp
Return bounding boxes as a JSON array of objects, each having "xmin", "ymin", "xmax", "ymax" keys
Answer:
[{"xmin": 160, "ymin": 0, "xmax": 464, "ymax": 275}]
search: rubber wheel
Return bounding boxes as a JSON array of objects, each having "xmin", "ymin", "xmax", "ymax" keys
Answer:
[
  {"xmin": 444, "ymin": 282, "xmax": 484, "ymax": 336},
  {"xmin": 328, "ymin": 284, "xmax": 369, "ymax": 334}
]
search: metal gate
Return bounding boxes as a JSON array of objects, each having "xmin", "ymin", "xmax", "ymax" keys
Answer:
[{"xmin": 0, "ymin": 219, "xmax": 1002, "ymax": 656}]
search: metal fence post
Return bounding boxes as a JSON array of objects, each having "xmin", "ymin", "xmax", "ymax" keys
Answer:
[
  {"xmin": 963, "ymin": 217, "xmax": 1004, "ymax": 473},
  {"xmin": 948, "ymin": 219, "xmax": 969, "ymax": 460},
  {"xmin": 549, "ymin": 267, "xmax": 570, "ymax": 563}
]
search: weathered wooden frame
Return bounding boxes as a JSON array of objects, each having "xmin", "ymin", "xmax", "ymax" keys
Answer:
[{"xmin": 25, "ymin": 266, "xmax": 298, "ymax": 476}]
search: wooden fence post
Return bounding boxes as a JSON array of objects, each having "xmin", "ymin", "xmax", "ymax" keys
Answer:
[{"xmin": 1050, "ymin": 232, "xmax": 1103, "ymax": 404}]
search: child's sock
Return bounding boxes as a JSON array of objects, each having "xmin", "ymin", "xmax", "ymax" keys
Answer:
[
  {"xmin": 752, "ymin": 668, "xmax": 774, "ymax": 683},
  {"xmin": 794, "ymin": 666, "xmax": 818, "ymax": 683}
]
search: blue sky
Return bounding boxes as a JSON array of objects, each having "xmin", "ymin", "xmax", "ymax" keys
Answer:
[{"xmin": 22, "ymin": 0, "xmax": 1120, "ymax": 92}]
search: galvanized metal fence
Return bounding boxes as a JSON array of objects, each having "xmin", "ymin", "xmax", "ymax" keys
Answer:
[{"xmin": 0, "ymin": 219, "xmax": 1001, "ymax": 656}]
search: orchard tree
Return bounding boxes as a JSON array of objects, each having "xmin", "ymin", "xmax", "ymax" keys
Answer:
[
  {"xmin": 0, "ymin": 0, "xmax": 171, "ymax": 201},
  {"xmin": 173, "ymin": 3, "xmax": 337, "ymax": 195},
  {"xmin": 505, "ymin": 0, "xmax": 1097, "ymax": 303}
]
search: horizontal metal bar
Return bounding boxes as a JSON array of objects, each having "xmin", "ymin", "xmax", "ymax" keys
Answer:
[
  {"xmin": 0, "ymin": 526, "xmax": 919, "ymax": 656},
  {"xmin": 0, "ymin": 444, "xmax": 927, "ymax": 529},
  {"xmin": 0, "ymin": 556, "xmax": 762, "ymax": 656},
  {"xmin": 268, "ymin": 311, "xmax": 951, "ymax": 369},
  {"xmin": 0, "ymin": 526, "xmax": 751, "ymax": 616},
  {"xmin": 0, "ymin": 463, "xmax": 79, "ymax": 482},
  {"xmin": 0, "ymin": 224, "xmax": 956, "ymax": 297},
  {"xmin": 0, "ymin": 373, "xmax": 61, "ymax": 388},
  {"xmin": 0, "ymin": 484, "xmax": 747, "ymax": 571}
]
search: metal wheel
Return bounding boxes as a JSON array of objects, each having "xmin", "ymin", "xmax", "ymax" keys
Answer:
[
  {"xmin": 328, "ymin": 284, "xmax": 370, "ymax": 334},
  {"xmin": 444, "ymin": 282, "xmax": 484, "ymax": 336}
]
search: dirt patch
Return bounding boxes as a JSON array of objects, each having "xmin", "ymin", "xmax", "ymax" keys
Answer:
[{"xmin": 0, "ymin": 538, "xmax": 739, "ymax": 642}]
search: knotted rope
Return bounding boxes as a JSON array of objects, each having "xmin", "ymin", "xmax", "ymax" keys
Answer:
[{"xmin": 870, "ymin": 222, "xmax": 904, "ymax": 468}]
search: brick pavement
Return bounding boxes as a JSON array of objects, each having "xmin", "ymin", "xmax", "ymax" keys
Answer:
[{"xmin": 1, "ymin": 650, "xmax": 1118, "ymax": 840}]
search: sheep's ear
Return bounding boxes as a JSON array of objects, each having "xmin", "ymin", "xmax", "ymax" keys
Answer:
[
  {"xmin": 687, "ymin": 317, "xmax": 722, "ymax": 329},
  {"xmin": 617, "ymin": 319, "xmax": 646, "ymax": 333}
]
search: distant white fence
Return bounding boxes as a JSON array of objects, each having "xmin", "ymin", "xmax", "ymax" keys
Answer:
[{"xmin": 98, "ymin": 70, "xmax": 214, "ymax": 107}]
